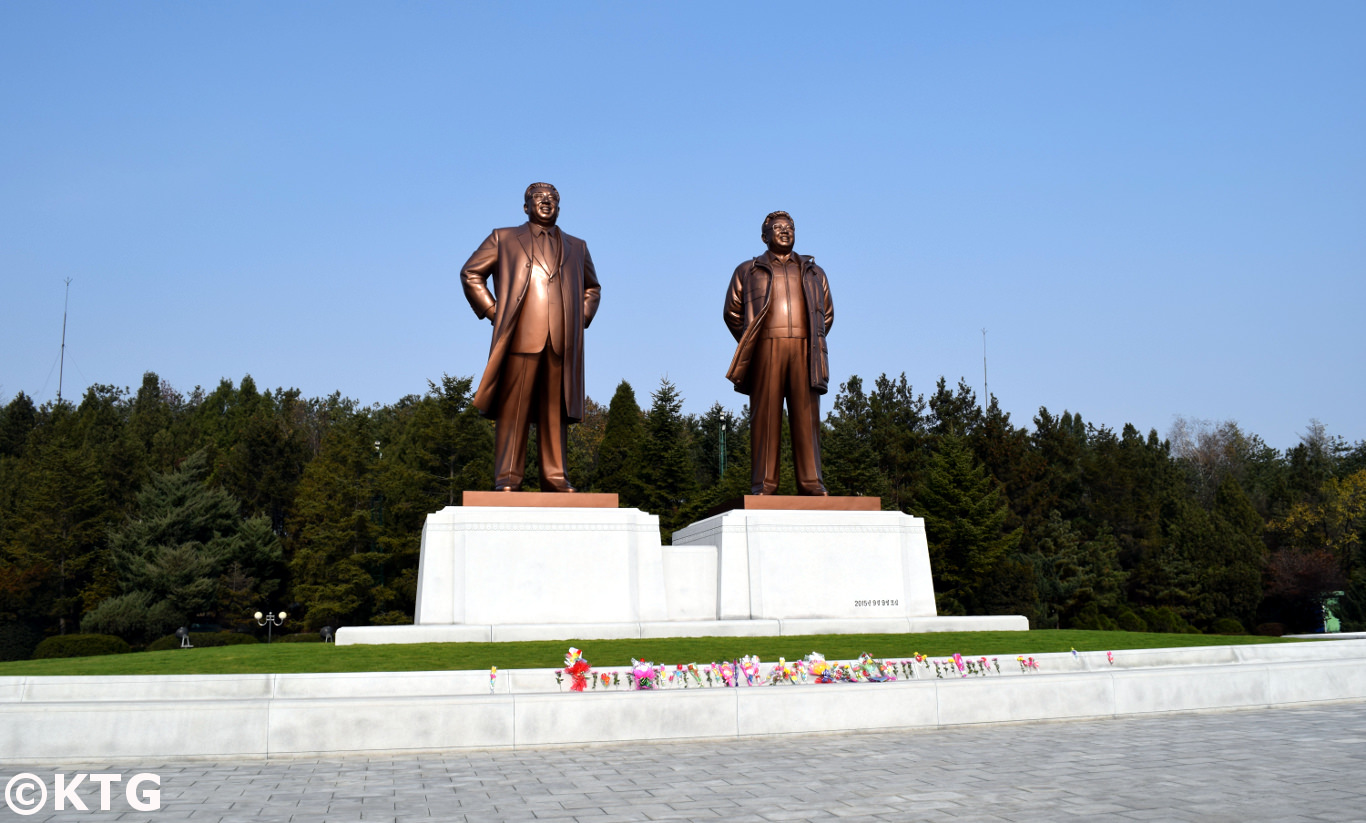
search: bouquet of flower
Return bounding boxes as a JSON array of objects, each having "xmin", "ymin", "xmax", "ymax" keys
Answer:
[
  {"xmin": 740, "ymin": 655, "xmax": 761, "ymax": 685},
  {"xmin": 807, "ymin": 652, "xmax": 837, "ymax": 683},
  {"xmin": 631, "ymin": 658, "xmax": 657, "ymax": 690},
  {"xmin": 716, "ymin": 660, "xmax": 737, "ymax": 687},
  {"xmin": 850, "ymin": 653, "xmax": 893, "ymax": 682},
  {"xmin": 563, "ymin": 647, "xmax": 592, "ymax": 692}
]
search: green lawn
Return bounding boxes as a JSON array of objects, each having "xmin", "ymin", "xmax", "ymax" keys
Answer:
[{"xmin": 0, "ymin": 630, "xmax": 1296, "ymax": 677}]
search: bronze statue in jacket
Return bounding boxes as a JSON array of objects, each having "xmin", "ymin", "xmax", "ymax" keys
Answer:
[{"xmin": 724, "ymin": 211, "xmax": 833, "ymax": 495}]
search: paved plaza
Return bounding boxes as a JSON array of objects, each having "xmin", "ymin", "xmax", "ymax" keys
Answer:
[{"xmin": 11, "ymin": 701, "xmax": 1366, "ymax": 822}]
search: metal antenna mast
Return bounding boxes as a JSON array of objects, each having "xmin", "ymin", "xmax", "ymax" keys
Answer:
[
  {"xmin": 981, "ymin": 328, "xmax": 988, "ymax": 407},
  {"xmin": 58, "ymin": 278, "xmax": 72, "ymax": 404}
]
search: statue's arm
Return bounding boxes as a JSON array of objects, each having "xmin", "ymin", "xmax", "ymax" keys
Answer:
[
  {"xmin": 723, "ymin": 264, "xmax": 747, "ymax": 341},
  {"xmin": 582, "ymin": 244, "xmax": 601, "ymax": 328},
  {"xmin": 461, "ymin": 231, "xmax": 500, "ymax": 320},
  {"xmin": 819, "ymin": 266, "xmax": 834, "ymax": 334}
]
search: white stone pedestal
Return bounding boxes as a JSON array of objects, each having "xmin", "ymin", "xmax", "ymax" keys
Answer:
[
  {"xmin": 337, "ymin": 504, "xmax": 1026, "ymax": 646},
  {"xmin": 670, "ymin": 508, "xmax": 937, "ymax": 623},
  {"xmin": 415, "ymin": 504, "xmax": 669, "ymax": 626}
]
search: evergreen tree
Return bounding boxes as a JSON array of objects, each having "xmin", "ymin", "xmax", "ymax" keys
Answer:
[
  {"xmin": 1081, "ymin": 423, "xmax": 1172, "ymax": 571},
  {"xmin": 692, "ymin": 403, "xmax": 736, "ymax": 492},
  {"xmin": 567, "ymin": 396, "xmax": 607, "ymax": 492},
  {"xmin": 83, "ymin": 451, "xmax": 282, "ymax": 640},
  {"xmin": 639, "ymin": 378, "xmax": 698, "ymax": 537},
  {"xmin": 1201, "ymin": 477, "xmax": 1265, "ymax": 629},
  {"xmin": 593, "ymin": 381, "xmax": 646, "ymax": 506},
  {"xmin": 1030, "ymin": 408, "xmax": 1089, "ymax": 524},
  {"xmin": 3, "ymin": 403, "xmax": 112, "ymax": 634},
  {"xmin": 0, "ymin": 392, "xmax": 37, "ymax": 458},
  {"xmin": 822, "ymin": 377, "xmax": 888, "ymax": 500},
  {"xmin": 913, "ymin": 434, "xmax": 1020, "ymax": 613},
  {"xmin": 118, "ymin": 372, "xmax": 207, "ymax": 484},
  {"xmin": 387, "ymin": 375, "xmax": 494, "ymax": 508},
  {"xmin": 1130, "ymin": 489, "xmax": 1260, "ymax": 630},
  {"xmin": 73, "ymin": 383, "xmax": 145, "ymax": 515},
  {"xmin": 1027, "ymin": 511, "xmax": 1126, "ymax": 629},
  {"xmin": 286, "ymin": 412, "xmax": 384, "ymax": 629},
  {"xmin": 866, "ymin": 373, "xmax": 929, "ymax": 511},
  {"xmin": 927, "ymin": 377, "xmax": 983, "ymax": 437}
]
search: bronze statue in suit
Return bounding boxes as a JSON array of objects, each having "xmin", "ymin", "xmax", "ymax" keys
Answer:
[
  {"xmin": 724, "ymin": 211, "xmax": 833, "ymax": 495},
  {"xmin": 461, "ymin": 183, "xmax": 601, "ymax": 492}
]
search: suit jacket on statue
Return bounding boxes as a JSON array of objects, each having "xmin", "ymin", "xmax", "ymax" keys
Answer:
[
  {"xmin": 461, "ymin": 223, "xmax": 601, "ymax": 422},
  {"xmin": 724, "ymin": 254, "xmax": 833, "ymax": 396}
]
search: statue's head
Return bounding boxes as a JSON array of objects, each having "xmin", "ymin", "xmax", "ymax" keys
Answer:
[
  {"xmin": 761, "ymin": 211, "xmax": 795, "ymax": 255},
  {"xmin": 524, "ymin": 182, "xmax": 560, "ymax": 226}
]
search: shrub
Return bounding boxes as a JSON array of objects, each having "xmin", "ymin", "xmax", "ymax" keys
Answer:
[
  {"xmin": 0, "ymin": 621, "xmax": 43, "ymax": 662},
  {"xmin": 1138, "ymin": 606, "xmax": 1200, "ymax": 634},
  {"xmin": 80, "ymin": 592, "xmax": 181, "ymax": 644},
  {"xmin": 145, "ymin": 632, "xmax": 260, "ymax": 652},
  {"xmin": 1210, "ymin": 618, "xmax": 1246, "ymax": 635},
  {"xmin": 277, "ymin": 632, "xmax": 322, "ymax": 643},
  {"xmin": 1116, "ymin": 609, "xmax": 1148, "ymax": 633},
  {"xmin": 1069, "ymin": 604, "xmax": 1119, "ymax": 631},
  {"xmin": 31, "ymin": 634, "xmax": 132, "ymax": 660},
  {"xmin": 1255, "ymin": 622, "xmax": 1286, "ymax": 637}
]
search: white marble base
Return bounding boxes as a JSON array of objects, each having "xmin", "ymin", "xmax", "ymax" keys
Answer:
[
  {"xmin": 670, "ymin": 508, "xmax": 939, "ymax": 621},
  {"xmin": 337, "ymin": 614, "xmax": 1026, "ymax": 645},
  {"xmin": 353, "ymin": 504, "xmax": 1025, "ymax": 646},
  {"xmin": 413, "ymin": 505, "xmax": 669, "ymax": 626}
]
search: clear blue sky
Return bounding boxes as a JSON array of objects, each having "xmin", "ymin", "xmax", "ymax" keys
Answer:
[{"xmin": 3, "ymin": 2, "xmax": 1362, "ymax": 450}]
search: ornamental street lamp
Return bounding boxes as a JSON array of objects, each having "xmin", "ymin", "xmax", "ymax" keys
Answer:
[{"xmin": 254, "ymin": 609, "xmax": 287, "ymax": 643}]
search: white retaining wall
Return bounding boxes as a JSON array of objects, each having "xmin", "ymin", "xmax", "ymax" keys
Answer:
[{"xmin": 2, "ymin": 640, "xmax": 1365, "ymax": 763}]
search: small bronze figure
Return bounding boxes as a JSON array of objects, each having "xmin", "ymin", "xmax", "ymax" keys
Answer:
[
  {"xmin": 461, "ymin": 183, "xmax": 601, "ymax": 491},
  {"xmin": 724, "ymin": 211, "xmax": 833, "ymax": 495}
]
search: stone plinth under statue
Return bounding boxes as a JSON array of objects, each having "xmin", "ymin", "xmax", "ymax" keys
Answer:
[{"xmin": 337, "ymin": 494, "xmax": 1026, "ymax": 645}]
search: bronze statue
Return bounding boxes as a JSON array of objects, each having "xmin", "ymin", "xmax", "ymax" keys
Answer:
[
  {"xmin": 461, "ymin": 183, "xmax": 601, "ymax": 492},
  {"xmin": 724, "ymin": 211, "xmax": 833, "ymax": 495}
]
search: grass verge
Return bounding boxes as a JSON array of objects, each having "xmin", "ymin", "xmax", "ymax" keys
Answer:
[{"xmin": 0, "ymin": 630, "xmax": 1296, "ymax": 677}]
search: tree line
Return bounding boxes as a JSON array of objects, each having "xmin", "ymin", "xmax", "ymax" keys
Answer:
[{"xmin": 1, "ymin": 370, "xmax": 1363, "ymax": 658}]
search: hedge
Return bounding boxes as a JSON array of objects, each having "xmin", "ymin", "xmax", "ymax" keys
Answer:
[{"xmin": 31, "ymin": 634, "xmax": 132, "ymax": 660}]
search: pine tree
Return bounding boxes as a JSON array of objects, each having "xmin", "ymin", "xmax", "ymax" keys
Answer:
[
  {"xmin": 567, "ymin": 396, "xmax": 607, "ymax": 492},
  {"xmin": 0, "ymin": 392, "xmax": 38, "ymax": 458},
  {"xmin": 639, "ymin": 378, "xmax": 698, "ymax": 536},
  {"xmin": 866, "ymin": 373, "xmax": 929, "ymax": 512},
  {"xmin": 286, "ymin": 414, "xmax": 383, "ymax": 629},
  {"xmin": 4, "ymin": 403, "xmax": 112, "ymax": 634},
  {"xmin": 1207, "ymin": 477, "xmax": 1266, "ymax": 629},
  {"xmin": 928, "ymin": 377, "xmax": 983, "ymax": 438},
  {"xmin": 387, "ymin": 375, "xmax": 494, "ymax": 508},
  {"xmin": 83, "ymin": 451, "xmax": 282, "ymax": 640},
  {"xmin": 594, "ymin": 381, "xmax": 646, "ymax": 506},
  {"xmin": 822, "ymin": 377, "xmax": 888, "ymax": 500},
  {"xmin": 913, "ymin": 434, "xmax": 1020, "ymax": 613},
  {"xmin": 1027, "ymin": 511, "xmax": 1126, "ymax": 628},
  {"xmin": 692, "ymin": 403, "xmax": 735, "ymax": 492}
]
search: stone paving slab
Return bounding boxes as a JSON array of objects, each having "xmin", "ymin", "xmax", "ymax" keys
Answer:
[{"xmin": 6, "ymin": 702, "xmax": 1365, "ymax": 822}]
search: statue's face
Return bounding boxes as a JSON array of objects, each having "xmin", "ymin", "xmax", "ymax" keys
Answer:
[
  {"xmin": 524, "ymin": 187, "xmax": 560, "ymax": 226},
  {"xmin": 764, "ymin": 217, "xmax": 795, "ymax": 254}
]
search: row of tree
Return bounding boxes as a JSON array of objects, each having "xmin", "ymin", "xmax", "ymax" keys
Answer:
[{"xmin": 1, "ymin": 371, "xmax": 1363, "ymax": 657}]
